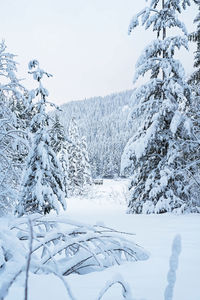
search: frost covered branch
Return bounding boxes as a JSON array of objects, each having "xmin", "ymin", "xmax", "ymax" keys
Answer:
[
  {"xmin": 97, "ymin": 275, "xmax": 133, "ymax": 300},
  {"xmin": 11, "ymin": 215, "xmax": 149, "ymax": 276}
]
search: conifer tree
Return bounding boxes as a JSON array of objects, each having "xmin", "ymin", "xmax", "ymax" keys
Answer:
[
  {"xmin": 16, "ymin": 60, "xmax": 66, "ymax": 215},
  {"xmin": 50, "ymin": 114, "xmax": 66, "ymax": 154},
  {"xmin": 67, "ymin": 118, "xmax": 92, "ymax": 195},
  {"xmin": 58, "ymin": 142, "xmax": 69, "ymax": 198},
  {"xmin": 0, "ymin": 96, "xmax": 18, "ymax": 215},
  {"xmin": 121, "ymin": 0, "xmax": 200, "ymax": 213},
  {"xmin": 0, "ymin": 41, "xmax": 28, "ymax": 215},
  {"xmin": 187, "ymin": 0, "xmax": 200, "ymax": 204},
  {"xmin": 80, "ymin": 136, "xmax": 93, "ymax": 186},
  {"xmin": 50, "ymin": 115, "xmax": 70, "ymax": 198},
  {"xmin": 188, "ymin": 0, "xmax": 200, "ymax": 86},
  {"xmin": 188, "ymin": 1, "xmax": 200, "ymax": 134},
  {"xmin": 67, "ymin": 118, "xmax": 83, "ymax": 195}
]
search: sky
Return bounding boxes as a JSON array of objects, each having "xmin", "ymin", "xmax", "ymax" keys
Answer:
[{"xmin": 1, "ymin": 0, "xmax": 197, "ymax": 105}]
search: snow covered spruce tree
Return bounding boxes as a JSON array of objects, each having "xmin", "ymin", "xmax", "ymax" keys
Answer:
[
  {"xmin": 50, "ymin": 114, "xmax": 66, "ymax": 154},
  {"xmin": 49, "ymin": 114, "xmax": 70, "ymax": 198},
  {"xmin": 67, "ymin": 118, "xmax": 92, "ymax": 195},
  {"xmin": 0, "ymin": 41, "xmax": 28, "ymax": 216},
  {"xmin": 80, "ymin": 136, "xmax": 93, "ymax": 186},
  {"xmin": 187, "ymin": 0, "xmax": 200, "ymax": 204},
  {"xmin": 16, "ymin": 60, "xmax": 66, "ymax": 215},
  {"xmin": 121, "ymin": 0, "xmax": 200, "ymax": 213},
  {"xmin": 58, "ymin": 143, "xmax": 69, "ymax": 198},
  {"xmin": 188, "ymin": 0, "xmax": 200, "ymax": 86},
  {"xmin": 188, "ymin": 0, "xmax": 200, "ymax": 129}
]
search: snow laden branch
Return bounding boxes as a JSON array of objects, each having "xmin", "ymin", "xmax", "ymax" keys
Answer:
[
  {"xmin": 97, "ymin": 274, "xmax": 133, "ymax": 300},
  {"xmin": 128, "ymin": 0, "xmax": 190, "ymax": 36},
  {"xmin": 11, "ymin": 215, "xmax": 149, "ymax": 276},
  {"xmin": 0, "ymin": 215, "xmax": 149, "ymax": 299},
  {"xmin": 133, "ymin": 37, "xmax": 188, "ymax": 83}
]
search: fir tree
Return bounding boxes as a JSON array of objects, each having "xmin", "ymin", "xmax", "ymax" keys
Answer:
[
  {"xmin": 80, "ymin": 136, "xmax": 93, "ymax": 186},
  {"xmin": 50, "ymin": 115, "xmax": 69, "ymax": 198},
  {"xmin": 50, "ymin": 114, "xmax": 66, "ymax": 154},
  {"xmin": 67, "ymin": 118, "xmax": 92, "ymax": 195},
  {"xmin": 187, "ymin": 0, "xmax": 200, "ymax": 204},
  {"xmin": 188, "ymin": 0, "xmax": 200, "ymax": 136},
  {"xmin": 0, "ymin": 41, "xmax": 28, "ymax": 215},
  {"xmin": 121, "ymin": 0, "xmax": 200, "ymax": 214},
  {"xmin": 188, "ymin": 0, "xmax": 200, "ymax": 86},
  {"xmin": 0, "ymin": 96, "xmax": 18, "ymax": 215},
  {"xmin": 58, "ymin": 142, "xmax": 69, "ymax": 198},
  {"xmin": 67, "ymin": 118, "xmax": 83, "ymax": 195},
  {"xmin": 16, "ymin": 60, "xmax": 66, "ymax": 215}
]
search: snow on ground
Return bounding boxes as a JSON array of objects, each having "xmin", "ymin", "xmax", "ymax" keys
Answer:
[
  {"xmin": 4, "ymin": 179, "xmax": 200, "ymax": 300},
  {"xmin": 86, "ymin": 179, "xmax": 129, "ymax": 206}
]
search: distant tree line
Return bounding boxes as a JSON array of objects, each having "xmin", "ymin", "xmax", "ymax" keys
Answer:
[{"xmin": 53, "ymin": 90, "xmax": 135, "ymax": 179}]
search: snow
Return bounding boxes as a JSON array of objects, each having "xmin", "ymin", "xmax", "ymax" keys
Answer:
[
  {"xmin": 122, "ymin": 105, "xmax": 130, "ymax": 113},
  {"xmin": 2, "ymin": 179, "xmax": 200, "ymax": 300},
  {"xmin": 170, "ymin": 111, "xmax": 182, "ymax": 135},
  {"xmin": 122, "ymin": 113, "xmax": 159, "ymax": 164}
]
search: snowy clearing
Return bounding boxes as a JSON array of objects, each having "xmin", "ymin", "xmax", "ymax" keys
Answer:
[{"xmin": 3, "ymin": 179, "xmax": 200, "ymax": 300}]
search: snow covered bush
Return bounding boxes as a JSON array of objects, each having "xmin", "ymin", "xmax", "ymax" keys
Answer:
[
  {"xmin": 0, "ymin": 215, "xmax": 148, "ymax": 299},
  {"xmin": 121, "ymin": 0, "xmax": 200, "ymax": 214},
  {"xmin": 0, "ymin": 215, "xmax": 185, "ymax": 300},
  {"xmin": 13, "ymin": 214, "xmax": 149, "ymax": 275}
]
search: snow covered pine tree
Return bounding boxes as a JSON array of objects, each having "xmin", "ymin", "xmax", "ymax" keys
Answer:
[
  {"xmin": 58, "ymin": 144, "xmax": 69, "ymax": 198},
  {"xmin": 80, "ymin": 136, "xmax": 93, "ymax": 186},
  {"xmin": 188, "ymin": 0, "xmax": 200, "ymax": 114},
  {"xmin": 188, "ymin": 0, "xmax": 200, "ymax": 86},
  {"xmin": 67, "ymin": 118, "xmax": 92, "ymax": 195},
  {"xmin": 0, "ymin": 41, "xmax": 28, "ymax": 215},
  {"xmin": 50, "ymin": 114, "xmax": 70, "ymax": 198},
  {"xmin": 187, "ymin": 0, "xmax": 200, "ymax": 205},
  {"xmin": 50, "ymin": 114, "xmax": 66, "ymax": 154},
  {"xmin": 121, "ymin": 0, "xmax": 200, "ymax": 213},
  {"xmin": 16, "ymin": 60, "xmax": 66, "ymax": 215}
]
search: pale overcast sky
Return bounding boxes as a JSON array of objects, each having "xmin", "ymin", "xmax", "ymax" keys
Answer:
[{"xmin": 1, "ymin": 0, "xmax": 197, "ymax": 105}]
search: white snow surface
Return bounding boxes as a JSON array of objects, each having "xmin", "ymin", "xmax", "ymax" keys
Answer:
[{"xmin": 3, "ymin": 179, "xmax": 200, "ymax": 300}]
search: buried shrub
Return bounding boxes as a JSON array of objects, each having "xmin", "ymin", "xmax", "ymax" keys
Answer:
[{"xmin": 0, "ymin": 214, "xmax": 148, "ymax": 299}]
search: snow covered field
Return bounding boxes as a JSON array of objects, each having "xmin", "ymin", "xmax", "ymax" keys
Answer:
[{"xmin": 4, "ymin": 180, "xmax": 200, "ymax": 300}]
